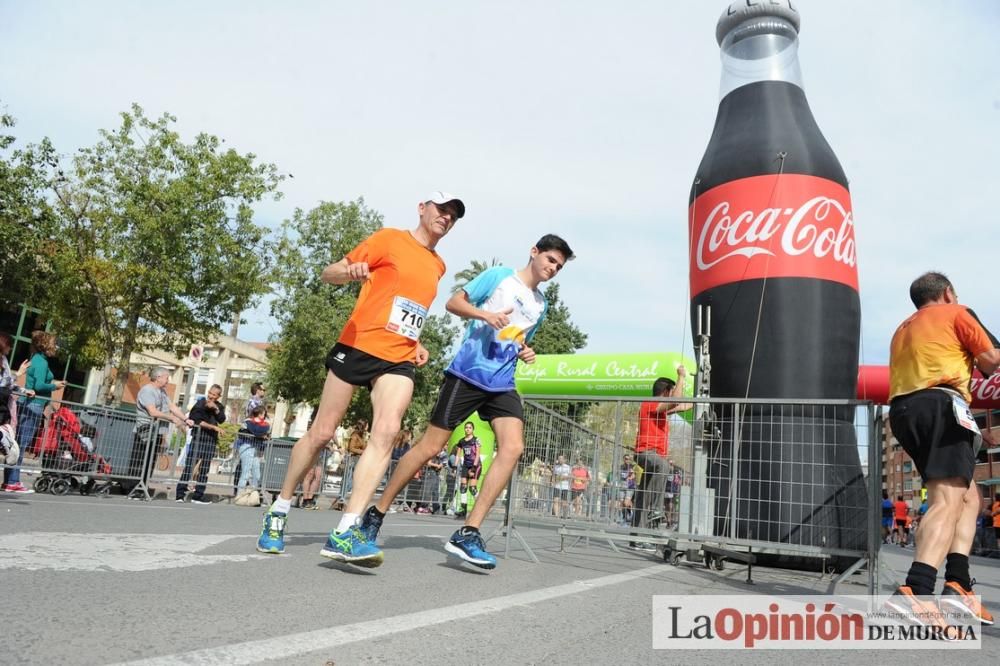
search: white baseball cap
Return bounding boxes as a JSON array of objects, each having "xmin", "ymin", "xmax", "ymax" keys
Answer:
[{"xmin": 425, "ymin": 191, "xmax": 465, "ymax": 219}]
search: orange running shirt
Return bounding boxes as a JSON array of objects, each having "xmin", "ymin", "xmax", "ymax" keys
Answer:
[
  {"xmin": 337, "ymin": 228, "xmax": 446, "ymax": 363},
  {"xmin": 635, "ymin": 401, "xmax": 670, "ymax": 457},
  {"xmin": 889, "ymin": 304, "xmax": 993, "ymax": 403},
  {"xmin": 993, "ymin": 501, "xmax": 1000, "ymax": 529}
]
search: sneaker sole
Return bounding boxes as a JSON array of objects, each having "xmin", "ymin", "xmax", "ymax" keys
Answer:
[
  {"xmin": 444, "ymin": 542, "xmax": 496, "ymax": 570},
  {"xmin": 883, "ymin": 599, "xmax": 961, "ymax": 641},
  {"xmin": 319, "ymin": 547, "xmax": 384, "ymax": 568},
  {"xmin": 256, "ymin": 544, "xmax": 284, "ymax": 554},
  {"xmin": 939, "ymin": 596, "xmax": 995, "ymax": 626}
]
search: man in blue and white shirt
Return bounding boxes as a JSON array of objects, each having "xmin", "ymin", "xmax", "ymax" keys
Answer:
[{"xmin": 364, "ymin": 234, "xmax": 575, "ymax": 569}]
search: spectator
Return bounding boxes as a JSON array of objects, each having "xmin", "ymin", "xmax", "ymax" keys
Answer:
[
  {"xmin": 881, "ymin": 490, "xmax": 894, "ymax": 544},
  {"xmin": 245, "ymin": 382, "xmax": 266, "ymax": 418},
  {"xmin": 418, "ymin": 449, "xmax": 445, "ymax": 514},
  {"xmin": 5, "ymin": 331, "xmax": 66, "ymax": 493},
  {"xmin": 617, "ymin": 454, "xmax": 637, "ymax": 526},
  {"xmin": 176, "ymin": 384, "xmax": 225, "ymax": 504},
  {"xmin": 992, "ymin": 493, "xmax": 1000, "ymax": 554},
  {"xmin": 234, "ymin": 406, "xmax": 270, "ymax": 503},
  {"xmin": 552, "ymin": 454, "xmax": 571, "ymax": 519},
  {"xmin": 893, "ymin": 495, "xmax": 909, "ymax": 547},
  {"xmin": 391, "ymin": 429, "xmax": 412, "ymax": 463},
  {"xmin": 0, "ymin": 333, "xmax": 33, "ymax": 472},
  {"xmin": 124, "ymin": 367, "xmax": 192, "ymax": 498},
  {"xmin": 570, "ymin": 458, "xmax": 591, "ymax": 517},
  {"xmin": 342, "ymin": 419, "xmax": 368, "ymax": 498}
]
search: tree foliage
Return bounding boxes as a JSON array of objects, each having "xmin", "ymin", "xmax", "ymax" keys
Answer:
[
  {"xmin": 266, "ymin": 200, "xmax": 383, "ymax": 430},
  {"xmin": 0, "ymin": 106, "xmax": 57, "ymax": 308},
  {"xmin": 42, "ymin": 104, "xmax": 283, "ymax": 403},
  {"xmin": 450, "ymin": 257, "xmax": 500, "ymax": 293},
  {"xmin": 528, "ymin": 282, "xmax": 587, "ymax": 355}
]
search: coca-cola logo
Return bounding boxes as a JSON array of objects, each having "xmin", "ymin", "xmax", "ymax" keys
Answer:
[
  {"xmin": 689, "ymin": 175, "xmax": 859, "ymax": 296},
  {"xmin": 971, "ymin": 373, "xmax": 1000, "ymax": 405}
]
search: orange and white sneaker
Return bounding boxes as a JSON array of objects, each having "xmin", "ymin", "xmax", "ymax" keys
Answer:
[
  {"xmin": 940, "ymin": 581, "xmax": 994, "ymax": 626},
  {"xmin": 884, "ymin": 586, "xmax": 959, "ymax": 640}
]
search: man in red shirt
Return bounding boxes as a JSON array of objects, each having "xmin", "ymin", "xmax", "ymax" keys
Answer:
[{"xmin": 629, "ymin": 367, "xmax": 690, "ymax": 551}]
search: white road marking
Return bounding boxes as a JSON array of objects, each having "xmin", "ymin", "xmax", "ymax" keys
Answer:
[
  {"xmin": 115, "ymin": 564, "xmax": 665, "ymax": 665},
  {"xmin": 0, "ymin": 533, "xmax": 265, "ymax": 572},
  {"xmin": 6, "ymin": 498, "xmax": 188, "ymax": 510}
]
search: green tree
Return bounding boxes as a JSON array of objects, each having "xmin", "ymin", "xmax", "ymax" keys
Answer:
[
  {"xmin": 266, "ymin": 200, "xmax": 383, "ymax": 433},
  {"xmin": 43, "ymin": 104, "xmax": 283, "ymax": 403},
  {"xmin": 530, "ymin": 282, "xmax": 587, "ymax": 354},
  {"xmin": 0, "ymin": 106, "xmax": 58, "ymax": 308},
  {"xmin": 450, "ymin": 257, "xmax": 500, "ymax": 293}
]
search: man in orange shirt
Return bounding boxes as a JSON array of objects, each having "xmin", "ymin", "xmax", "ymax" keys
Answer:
[
  {"xmin": 885, "ymin": 272, "xmax": 1000, "ymax": 628},
  {"xmin": 628, "ymin": 368, "xmax": 690, "ymax": 551},
  {"xmin": 257, "ymin": 192, "xmax": 464, "ymax": 566}
]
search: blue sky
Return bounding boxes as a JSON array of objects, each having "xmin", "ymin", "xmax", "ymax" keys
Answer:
[{"xmin": 2, "ymin": 1, "xmax": 998, "ymax": 366}]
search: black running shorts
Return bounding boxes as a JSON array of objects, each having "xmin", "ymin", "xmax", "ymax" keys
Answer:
[
  {"xmin": 889, "ymin": 388, "xmax": 976, "ymax": 484},
  {"xmin": 429, "ymin": 372, "xmax": 523, "ymax": 431},
  {"xmin": 325, "ymin": 343, "xmax": 415, "ymax": 389}
]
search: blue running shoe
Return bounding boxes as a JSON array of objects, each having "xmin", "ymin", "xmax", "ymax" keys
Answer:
[
  {"xmin": 257, "ymin": 510, "xmax": 287, "ymax": 554},
  {"xmin": 445, "ymin": 528, "xmax": 496, "ymax": 569},
  {"xmin": 320, "ymin": 526, "xmax": 384, "ymax": 567},
  {"xmin": 359, "ymin": 506, "xmax": 384, "ymax": 544}
]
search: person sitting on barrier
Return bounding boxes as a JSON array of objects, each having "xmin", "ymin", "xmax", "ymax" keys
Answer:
[
  {"xmin": 175, "ymin": 384, "xmax": 225, "ymax": 504},
  {"xmin": 234, "ymin": 406, "xmax": 270, "ymax": 505},
  {"xmin": 125, "ymin": 367, "xmax": 193, "ymax": 498},
  {"xmin": 629, "ymin": 370, "xmax": 690, "ymax": 551},
  {"xmin": 884, "ymin": 272, "xmax": 1000, "ymax": 627}
]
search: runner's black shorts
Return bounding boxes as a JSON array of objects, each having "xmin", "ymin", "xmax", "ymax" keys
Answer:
[
  {"xmin": 325, "ymin": 343, "xmax": 415, "ymax": 389},
  {"xmin": 889, "ymin": 388, "xmax": 976, "ymax": 484},
  {"xmin": 429, "ymin": 372, "xmax": 523, "ymax": 431}
]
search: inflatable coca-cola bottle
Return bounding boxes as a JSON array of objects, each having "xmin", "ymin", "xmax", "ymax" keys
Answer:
[{"xmin": 689, "ymin": 1, "xmax": 866, "ymax": 557}]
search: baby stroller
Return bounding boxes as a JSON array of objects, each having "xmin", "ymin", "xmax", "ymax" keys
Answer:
[{"xmin": 32, "ymin": 405, "xmax": 113, "ymax": 496}]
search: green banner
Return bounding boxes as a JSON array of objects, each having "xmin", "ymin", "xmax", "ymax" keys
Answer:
[{"xmin": 514, "ymin": 352, "xmax": 696, "ymax": 397}]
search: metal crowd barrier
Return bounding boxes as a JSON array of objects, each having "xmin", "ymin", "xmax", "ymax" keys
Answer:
[
  {"xmin": 504, "ymin": 395, "xmax": 881, "ymax": 594},
  {"xmin": 0, "ymin": 394, "xmax": 168, "ymax": 498}
]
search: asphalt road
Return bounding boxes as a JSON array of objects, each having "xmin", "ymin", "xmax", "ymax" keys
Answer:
[{"xmin": 3, "ymin": 492, "xmax": 999, "ymax": 665}]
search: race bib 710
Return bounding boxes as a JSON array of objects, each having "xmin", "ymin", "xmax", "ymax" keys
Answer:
[{"xmin": 386, "ymin": 297, "xmax": 428, "ymax": 340}]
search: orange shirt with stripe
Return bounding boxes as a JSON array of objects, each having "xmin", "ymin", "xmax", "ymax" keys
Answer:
[
  {"xmin": 889, "ymin": 303, "xmax": 993, "ymax": 403},
  {"xmin": 337, "ymin": 228, "xmax": 446, "ymax": 363}
]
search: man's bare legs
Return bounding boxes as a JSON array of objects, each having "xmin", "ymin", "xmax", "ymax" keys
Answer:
[
  {"xmin": 342, "ymin": 373, "xmax": 413, "ymax": 516},
  {"xmin": 278, "ymin": 372, "xmax": 355, "ymax": 502},
  {"xmin": 375, "ymin": 425, "xmax": 451, "ymax": 513},
  {"xmin": 465, "ymin": 417, "xmax": 523, "ymax": 530},
  {"xmin": 944, "ymin": 482, "xmax": 981, "ymax": 559},
  {"xmin": 915, "ymin": 478, "xmax": 973, "ymax": 568}
]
